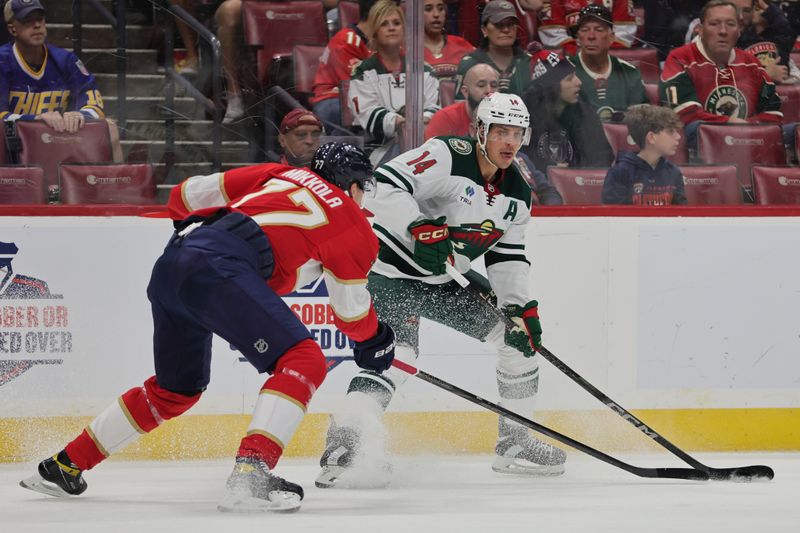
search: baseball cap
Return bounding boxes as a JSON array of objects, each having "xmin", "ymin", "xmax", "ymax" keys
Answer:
[
  {"xmin": 574, "ymin": 4, "xmax": 613, "ymax": 31},
  {"xmin": 279, "ymin": 108, "xmax": 323, "ymax": 134},
  {"xmin": 529, "ymin": 50, "xmax": 576, "ymax": 88},
  {"xmin": 4, "ymin": 0, "xmax": 46, "ymax": 23},
  {"xmin": 481, "ymin": 0, "xmax": 518, "ymax": 25}
]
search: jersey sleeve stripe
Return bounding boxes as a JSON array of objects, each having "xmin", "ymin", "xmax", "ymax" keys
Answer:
[
  {"xmin": 494, "ymin": 242, "xmax": 525, "ymax": 250},
  {"xmin": 181, "ymin": 172, "xmax": 228, "ymax": 211},
  {"xmin": 325, "ymin": 275, "xmax": 372, "ymax": 322},
  {"xmin": 375, "ymin": 165, "xmax": 414, "ymax": 194},
  {"xmin": 485, "ymin": 250, "xmax": 530, "ymax": 267},
  {"xmin": 367, "ymin": 107, "xmax": 388, "ymax": 133}
]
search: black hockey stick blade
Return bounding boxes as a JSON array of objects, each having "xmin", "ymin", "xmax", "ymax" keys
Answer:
[
  {"xmin": 706, "ymin": 465, "xmax": 774, "ymax": 482},
  {"xmin": 442, "ymin": 264, "xmax": 772, "ymax": 482},
  {"xmin": 391, "ymin": 359, "xmax": 709, "ymax": 482}
]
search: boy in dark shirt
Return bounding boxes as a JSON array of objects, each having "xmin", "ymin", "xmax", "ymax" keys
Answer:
[{"xmin": 602, "ymin": 105, "xmax": 688, "ymax": 206}]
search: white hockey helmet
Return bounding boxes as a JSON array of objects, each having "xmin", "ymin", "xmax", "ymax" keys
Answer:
[{"xmin": 475, "ymin": 92, "xmax": 531, "ymax": 147}]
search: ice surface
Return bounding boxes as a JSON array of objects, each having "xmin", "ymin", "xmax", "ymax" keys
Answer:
[{"xmin": 1, "ymin": 452, "xmax": 796, "ymax": 533}]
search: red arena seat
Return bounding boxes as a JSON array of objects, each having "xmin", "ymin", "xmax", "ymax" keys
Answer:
[
  {"xmin": 697, "ymin": 123, "xmax": 785, "ymax": 196},
  {"xmin": 752, "ymin": 165, "xmax": 800, "ymax": 205},
  {"xmin": 547, "ymin": 167, "xmax": 607, "ymax": 205},
  {"xmin": 775, "ymin": 84, "xmax": 800, "ymax": 123},
  {"xmin": 242, "ymin": 1, "xmax": 328, "ymax": 87},
  {"xmin": 603, "ymin": 122, "xmax": 687, "ymax": 164},
  {"xmin": 609, "ymin": 48, "xmax": 660, "ymax": 83},
  {"xmin": 59, "ymin": 163, "xmax": 156, "ymax": 204},
  {"xmin": 14, "ymin": 120, "xmax": 113, "ymax": 195},
  {"xmin": 0, "ymin": 166, "xmax": 46, "ymax": 204},
  {"xmin": 679, "ymin": 165, "xmax": 742, "ymax": 205},
  {"xmin": 339, "ymin": 79, "xmax": 357, "ymax": 127},
  {"xmin": 0, "ymin": 126, "xmax": 6, "ymax": 164},
  {"xmin": 293, "ymin": 44, "xmax": 326, "ymax": 101},
  {"xmin": 338, "ymin": 0, "xmax": 360, "ymax": 30},
  {"xmin": 644, "ymin": 83, "xmax": 659, "ymax": 105}
]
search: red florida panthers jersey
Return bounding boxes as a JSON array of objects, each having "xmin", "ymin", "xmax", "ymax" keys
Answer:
[
  {"xmin": 660, "ymin": 41, "xmax": 783, "ymax": 125},
  {"xmin": 311, "ymin": 26, "xmax": 372, "ymax": 105},
  {"xmin": 538, "ymin": 0, "xmax": 637, "ymax": 54},
  {"xmin": 167, "ymin": 164, "xmax": 379, "ymax": 342}
]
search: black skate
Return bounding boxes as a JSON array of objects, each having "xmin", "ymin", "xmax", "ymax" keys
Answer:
[
  {"xmin": 19, "ymin": 451, "xmax": 88, "ymax": 497},
  {"xmin": 217, "ymin": 456, "xmax": 303, "ymax": 513},
  {"xmin": 492, "ymin": 419, "xmax": 567, "ymax": 476},
  {"xmin": 315, "ymin": 421, "xmax": 391, "ymax": 489}
]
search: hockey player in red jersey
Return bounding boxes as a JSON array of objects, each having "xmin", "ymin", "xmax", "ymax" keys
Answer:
[{"xmin": 19, "ymin": 143, "xmax": 397, "ymax": 513}]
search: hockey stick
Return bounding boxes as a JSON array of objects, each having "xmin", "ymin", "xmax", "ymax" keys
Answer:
[
  {"xmin": 444, "ymin": 264, "xmax": 774, "ymax": 482},
  {"xmin": 390, "ymin": 359, "xmax": 707, "ymax": 481}
]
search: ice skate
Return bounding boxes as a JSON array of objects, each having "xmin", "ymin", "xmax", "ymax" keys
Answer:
[
  {"xmin": 217, "ymin": 457, "xmax": 303, "ymax": 513},
  {"xmin": 492, "ymin": 419, "xmax": 566, "ymax": 476},
  {"xmin": 315, "ymin": 420, "xmax": 392, "ymax": 489},
  {"xmin": 19, "ymin": 451, "xmax": 88, "ymax": 497}
]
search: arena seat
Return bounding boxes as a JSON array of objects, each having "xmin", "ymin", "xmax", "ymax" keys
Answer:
[
  {"xmin": 796, "ymin": 125, "xmax": 800, "ymax": 162},
  {"xmin": 439, "ymin": 80, "xmax": 457, "ymax": 108},
  {"xmin": 0, "ymin": 126, "xmax": 6, "ymax": 164},
  {"xmin": 339, "ymin": 79, "xmax": 357, "ymax": 127},
  {"xmin": 752, "ymin": 165, "xmax": 800, "ymax": 205},
  {"xmin": 679, "ymin": 165, "xmax": 741, "ymax": 205},
  {"xmin": 293, "ymin": 44, "xmax": 326, "ymax": 104},
  {"xmin": 242, "ymin": 1, "xmax": 328, "ymax": 88},
  {"xmin": 602, "ymin": 122, "xmax": 688, "ymax": 164},
  {"xmin": 13, "ymin": 120, "xmax": 113, "ymax": 196},
  {"xmin": 775, "ymin": 84, "xmax": 800, "ymax": 123},
  {"xmin": 697, "ymin": 123, "xmax": 785, "ymax": 198},
  {"xmin": 609, "ymin": 48, "xmax": 660, "ymax": 83},
  {"xmin": 338, "ymin": 0, "xmax": 360, "ymax": 30},
  {"xmin": 644, "ymin": 83, "xmax": 659, "ymax": 105},
  {"xmin": 0, "ymin": 166, "xmax": 46, "ymax": 204},
  {"xmin": 58, "ymin": 163, "xmax": 156, "ymax": 204},
  {"xmin": 547, "ymin": 167, "xmax": 606, "ymax": 205}
]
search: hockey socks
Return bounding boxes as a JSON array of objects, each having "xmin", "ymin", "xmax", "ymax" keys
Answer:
[
  {"xmin": 64, "ymin": 375, "xmax": 202, "ymax": 471},
  {"xmin": 236, "ymin": 339, "xmax": 326, "ymax": 468}
]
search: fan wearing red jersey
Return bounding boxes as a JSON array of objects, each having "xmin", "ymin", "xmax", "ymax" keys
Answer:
[
  {"xmin": 538, "ymin": 0, "xmax": 637, "ymax": 55},
  {"xmin": 19, "ymin": 143, "xmax": 396, "ymax": 514}
]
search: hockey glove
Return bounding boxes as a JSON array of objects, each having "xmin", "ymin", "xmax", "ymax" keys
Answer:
[
  {"xmin": 502, "ymin": 300, "xmax": 542, "ymax": 358},
  {"xmin": 408, "ymin": 216, "xmax": 453, "ymax": 275},
  {"xmin": 352, "ymin": 322, "xmax": 396, "ymax": 373}
]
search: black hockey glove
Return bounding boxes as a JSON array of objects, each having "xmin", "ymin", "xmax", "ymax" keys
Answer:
[
  {"xmin": 352, "ymin": 322, "xmax": 396, "ymax": 373},
  {"xmin": 408, "ymin": 216, "xmax": 453, "ymax": 275},
  {"xmin": 502, "ymin": 300, "xmax": 541, "ymax": 358}
]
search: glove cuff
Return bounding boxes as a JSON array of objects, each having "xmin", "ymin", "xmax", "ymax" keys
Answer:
[{"xmin": 522, "ymin": 300, "xmax": 539, "ymax": 319}]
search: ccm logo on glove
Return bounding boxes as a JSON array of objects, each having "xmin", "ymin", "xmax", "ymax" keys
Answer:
[
  {"xmin": 408, "ymin": 216, "xmax": 453, "ymax": 275},
  {"xmin": 413, "ymin": 227, "xmax": 448, "ymax": 242}
]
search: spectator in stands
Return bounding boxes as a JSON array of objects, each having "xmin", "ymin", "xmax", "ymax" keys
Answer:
[
  {"xmin": 169, "ymin": 1, "xmax": 200, "ymax": 75},
  {"xmin": 571, "ymin": 4, "xmax": 648, "ymax": 121},
  {"xmin": 602, "ymin": 104, "xmax": 687, "ymax": 205},
  {"xmin": 643, "ymin": 0, "xmax": 705, "ymax": 61},
  {"xmin": 311, "ymin": 0, "xmax": 377, "ymax": 132},
  {"xmin": 457, "ymin": 1, "xmax": 531, "ymax": 97},
  {"xmin": 521, "ymin": 50, "xmax": 614, "ymax": 169},
  {"xmin": 349, "ymin": 0, "xmax": 439, "ymax": 165},
  {"xmin": 425, "ymin": 62, "xmax": 498, "ymax": 139},
  {"xmin": 735, "ymin": 0, "xmax": 799, "ymax": 84},
  {"xmin": 424, "ymin": 0, "xmax": 475, "ymax": 81},
  {"xmin": 215, "ymin": 0, "xmax": 343, "ymax": 124},
  {"xmin": 0, "ymin": 0, "xmax": 122, "ymax": 161},
  {"xmin": 277, "ymin": 108, "xmax": 324, "ymax": 167},
  {"xmin": 538, "ymin": 0, "xmax": 637, "ymax": 55},
  {"xmin": 660, "ymin": 0, "xmax": 783, "ymax": 146}
]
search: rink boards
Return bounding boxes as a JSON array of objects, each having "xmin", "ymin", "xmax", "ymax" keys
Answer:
[{"xmin": 1, "ymin": 207, "xmax": 799, "ymax": 461}]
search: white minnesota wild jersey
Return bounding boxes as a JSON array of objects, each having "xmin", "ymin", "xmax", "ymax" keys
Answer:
[{"xmin": 364, "ymin": 136, "xmax": 534, "ymax": 307}]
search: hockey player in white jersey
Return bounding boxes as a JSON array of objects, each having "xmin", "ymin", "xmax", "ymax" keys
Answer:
[{"xmin": 316, "ymin": 93, "xmax": 567, "ymax": 488}]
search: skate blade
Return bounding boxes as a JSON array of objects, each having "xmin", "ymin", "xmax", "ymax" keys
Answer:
[
  {"xmin": 491, "ymin": 457, "xmax": 566, "ymax": 477},
  {"xmin": 315, "ymin": 462, "xmax": 392, "ymax": 489},
  {"xmin": 217, "ymin": 490, "xmax": 301, "ymax": 513},
  {"xmin": 19, "ymin": 474, "xmax": 74, "ymax": 498}
]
